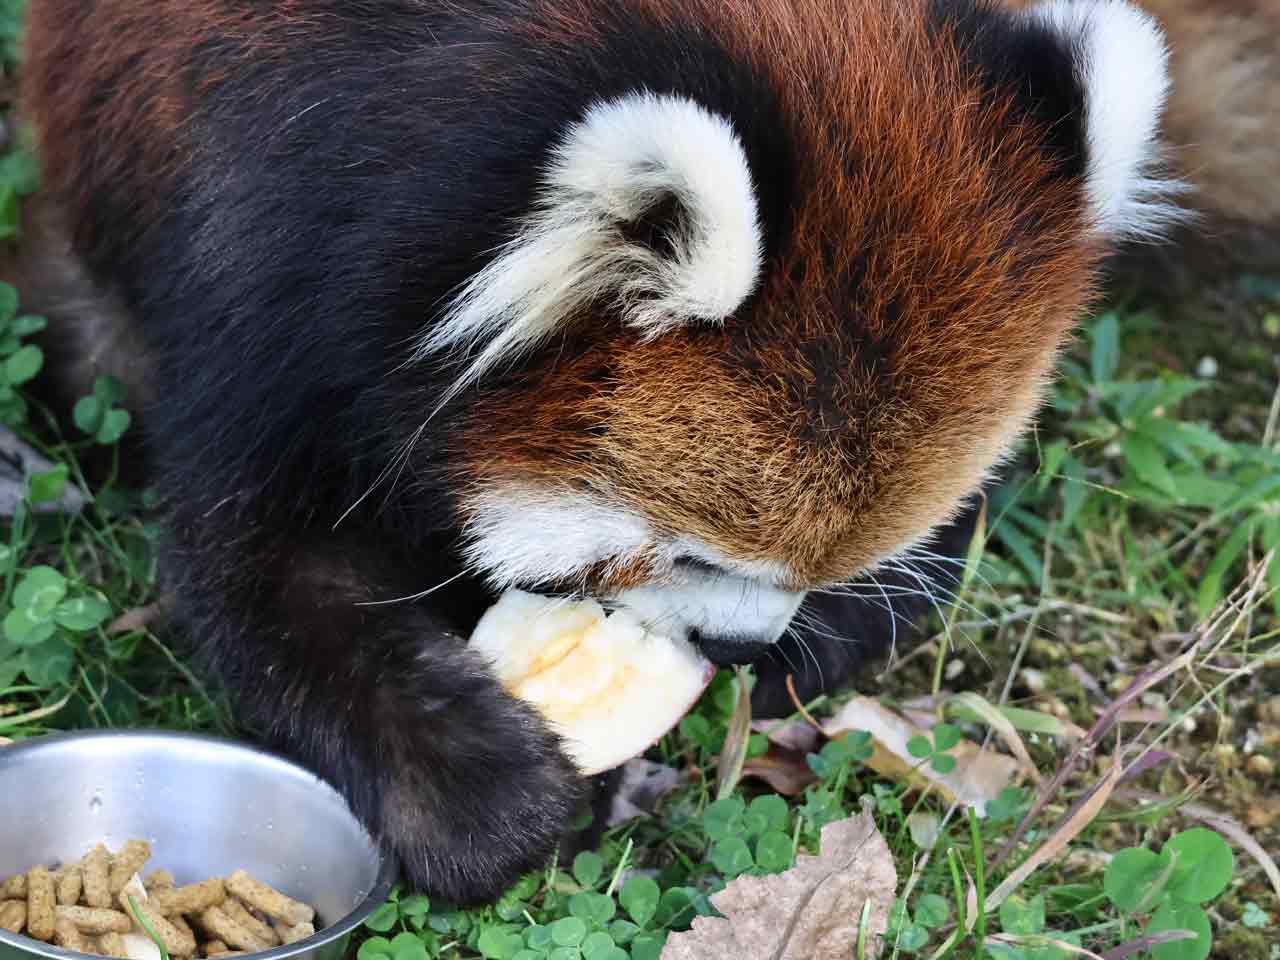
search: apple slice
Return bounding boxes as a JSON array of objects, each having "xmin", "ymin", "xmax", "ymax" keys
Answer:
[{"xmin": 469, "ymin": 590, "xmax": 715, "ymax": 775}]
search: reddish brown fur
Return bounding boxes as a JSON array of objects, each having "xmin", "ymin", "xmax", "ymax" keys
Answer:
[{"xmin": 458, "ymin": 0, "xmax": 1101, "ymax": 592}]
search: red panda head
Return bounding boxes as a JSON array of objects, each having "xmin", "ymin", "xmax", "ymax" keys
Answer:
[
  {"xmin": 436, "ymin": 0, "xmax": 1180, "ymax": 646},
  {"xmin": 20, "ymin": 0, "xmax": 1180, "ymax": 657}
]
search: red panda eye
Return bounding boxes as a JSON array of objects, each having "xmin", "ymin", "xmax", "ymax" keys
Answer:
[{"xmin": 671, "ymin": 556, "xmax": 725, "ymax": 577}]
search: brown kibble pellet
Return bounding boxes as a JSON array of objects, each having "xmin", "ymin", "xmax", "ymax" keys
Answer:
[
  {"xmin": 170, "ymin": 912, "xmax": 196, "ymax": 940},
  {"xmin": 57, "ymin": 866, "xmax": 84, "ymax": 906},
  {"xmin": 108, "ymin": 840, "xmax": 152, "ymax": 895},
  {"xmin": 26, "ymin": 866, "xmax": 56, "ymax": 941},
  {"xmin": 0, "ymin": 899, "xmax": 26, "ymax": 934},
  {"xmin": 272, "ymin": 920, "xmax": 314, "ymax": 945},
  {"xmin": 8, "ymin": 843, "xmax": 320, "ymax": 958},
  {"xmin": 143, "ymin": 870, "xmax": 176, "ymax": 893},
  {"xmin": 152, "ymin": 878, "xmax": 226, "ymax": 917},
  {"xmin": 121, "ymin": 896, "xmax": 196, "ymax": 956},
  {"xmin": 97, "ymin": 931, "xmax": 129, "ymax": 959},
  {"xmin": 55, "ymin": 905, "xmax": 133, "ymax": 934},
  {"xmin": 196, "ymin": 906, "xmax": 268, "ymax": 953},
  {"xmin": 223, "ymin": 898, "xmax": 278, "ymax": 947},
  {"xmin": 54, "ymin": 916, "xmax": 92, "ymax": 953},
  {"xmin": 224, "ymin": 871, "xmax": 313, "ymax": 926},
  {"xmin": 82, "ymin": 845, "xmax": 111, "ymax": 908}
]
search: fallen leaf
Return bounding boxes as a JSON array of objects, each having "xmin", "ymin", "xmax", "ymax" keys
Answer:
[
  {"xmin": 824, "ymin": 697, "xmax": 1021, "ymax": 815},
  {"xmin": 717, "ymin": 667, "xmax": 753, "ymax": 799},
  {"xmin": 906, "ymin": 811, "xmax": 940, "ymax": 850},
  {"xmin": 108, "ymin": 602, "xmax": 168, "ymax": 636},
  {"xmin": 661, "ymin": 810, "xmax": 896, "ymax": 960},
  {"xmin": 0, "ymin": 693, "xmax": 71, "ymax": 732},
  {"xmin": 945, "ymin": 691, "xmax": 1041, "ymax": 781},
  {"xmin": 980, "ymin": 757, "xmax": 1123, "ymax": 921},
  {"xmin": 741, "ymin": 747, "xmax": 818, "ymax": 797},
  {"xmin": 0, "ymin": 425, "xmax": 90, "ymax": 516},
  {"xmin": 606, "ymin": 759, "xmax": 683, "ymax": 828},
  {"xmin": 751, "ymin": 717, "xmax": 822, "ymax": 755}
]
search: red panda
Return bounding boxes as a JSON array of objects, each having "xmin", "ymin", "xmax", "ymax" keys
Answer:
[{"xmin": 6, "ymin": 0, "xmax": 1216, "ymax": 903}]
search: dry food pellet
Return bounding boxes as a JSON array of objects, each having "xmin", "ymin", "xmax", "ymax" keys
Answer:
[
  {"xmin": 98, "ymin": 931, "xmax": 129, "ymax": 958},
  {"xmin": 57, "ymin": 866, "xmax": 84, "ymax": 907},
  {"xmin": 4, "ymin": 841, "xmax": 320, "ymax": 958},
  {"xmin": 55, "ymin": 905, "xmax": 133, "ymax": 934},
  {"xmin": 82, "ymin": 845, "xmax": 111, "ymax": 909},
  {"xmin": 143, "ymin": 871, "xmax": 175, "ymax": 893},
  {"xmin": 54, "ymin": 915, "xmax": 92, "ymax": 953},
  {"xmin": 196, "ymin": 906, "xmax": 267, "ymax": 953},
  {"xmin": 121, "ymin": 896, "xmax": 197, "ymax": 957},
  {"xmin": 107, "ymin": 841, "xmax": 152, "ymax": 896},
  {"xmin": 224, "ymin": 871, "xmax": 313, "ymax": 926},
  {"xmin": 0, "ymin": 899, "xmax": 26, "ymax": 934},
  {"xmin": 222, "ymin": 899, "xmax": 278, "ymax": 947},
  {"xmin": 152, "ymin": 879, "xmax": 225, "ymax": 917},
  {"xmin": 26, "ymin": 866, "xmax": 56, "ymax": 941},
  {"xmin": 271, "ymin": 920, "xmax": 314, "ymax": 946},
  {"xmin": 170, "ymin": 912, "xmax": 196, "ymax": 941}
]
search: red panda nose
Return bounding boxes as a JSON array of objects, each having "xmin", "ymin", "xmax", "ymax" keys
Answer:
[{"xmin": 691, "ymin": 630, "xmax": 776, "ymax": 668}]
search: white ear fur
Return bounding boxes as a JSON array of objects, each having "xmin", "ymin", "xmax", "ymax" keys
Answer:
[
  {"xmin": 417, "ymin": 91, "xmax": 763, "ymax": 397},
  {"xmin": 1027, "ymin": 0, "xmax": 1188, "ymax": 238}
]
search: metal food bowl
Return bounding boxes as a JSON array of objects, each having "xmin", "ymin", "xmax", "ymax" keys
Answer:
[{"xmin": 0, "ymin": 730, "xmax": 397, "ymax": 960}]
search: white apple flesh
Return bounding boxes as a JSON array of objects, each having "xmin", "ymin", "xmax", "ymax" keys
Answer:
[{"xmin": 469, "ymin": 590, "xmax": 715, "ymax": 775}]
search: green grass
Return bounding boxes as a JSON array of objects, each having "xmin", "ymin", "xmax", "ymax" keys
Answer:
[{"xmin": 1, "ymin": 6, "xmax": 1278, "ymax": 958}]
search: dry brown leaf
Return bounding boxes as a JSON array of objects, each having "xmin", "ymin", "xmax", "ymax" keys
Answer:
[
  {"xmin": 980, "ymin": 758, "xmax": 1123, "ymax": 921},
  {"xmin": 751, "ymin": 717, "xmax": 822, "ymax": 755},
  {"xmin": 741, "ymin": 747, "xmax": 818, "ymax": 797},
  {"xmin": 107, "ymin": 601, "xmax": 168, "ymax": 636},
  {"xmin": 660, "ymin": 810, "xmax": 896, "ymax": 960},
  {"xmin": 824, "ymin": 697, "xmax": 1021, "ymax": 815},
  {"xmin": 716, "ymin": 667, "xmax": 753, "ymax": 799}
]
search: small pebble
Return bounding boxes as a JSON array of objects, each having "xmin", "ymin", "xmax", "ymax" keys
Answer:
[
  {"xmin": 1247, "ymin": 755, "xmax": 1275, "ymax": 777},
  {"xmin": 1259, "ymin": 696, "xmax": 1280, "ymax": 725},
  {"xmin": 1020, "ymin": 667, "xmax": 1047, "ymax": 694}
]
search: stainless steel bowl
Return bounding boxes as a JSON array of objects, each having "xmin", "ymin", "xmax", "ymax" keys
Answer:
[{"xmin": 0, "ymin": 730, "xmax": 397, "ymax": 960}]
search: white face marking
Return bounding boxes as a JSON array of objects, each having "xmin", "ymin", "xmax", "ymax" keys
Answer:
[
  {"xmin": 416, "ymin": 91, "xmax": 764, "ymax": 405},
  {"xmin": 460, "ymin": 485, "xmax": 655, "ymax": 590},
  {"xmin": 459, "ymin": 483, "xmax": 806, "ymax": 645},
  {"xmin": 1027, "ymin": 0, "xmax": 1188, "ymax": 239},
  {"xmin": 607, "ymin": 571, "xmax": 807, "ymax": 646}
]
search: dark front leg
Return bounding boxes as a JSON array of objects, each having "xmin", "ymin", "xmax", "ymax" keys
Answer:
[{"xmin": 166, "ymin": 511, "xmax": 583, "ymax": 905}]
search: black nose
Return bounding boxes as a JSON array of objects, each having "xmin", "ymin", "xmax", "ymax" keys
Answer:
[{"xmin": 692, "ymin": 631, "xmax": 775, "ymax": 668}]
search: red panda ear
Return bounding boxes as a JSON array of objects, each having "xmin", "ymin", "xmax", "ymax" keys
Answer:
[
  {"xmin": 417, "ymin": 91, "xmax": 763, "ymax": 398},
  {"xmin": 1024, "ymin": 0, "xmax": 1187, "ymax": 239}
]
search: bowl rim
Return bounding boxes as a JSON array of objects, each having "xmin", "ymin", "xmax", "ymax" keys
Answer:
[{"xmin": 0, "ymin": 729, "xmax": 399, "ymax": 960}]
